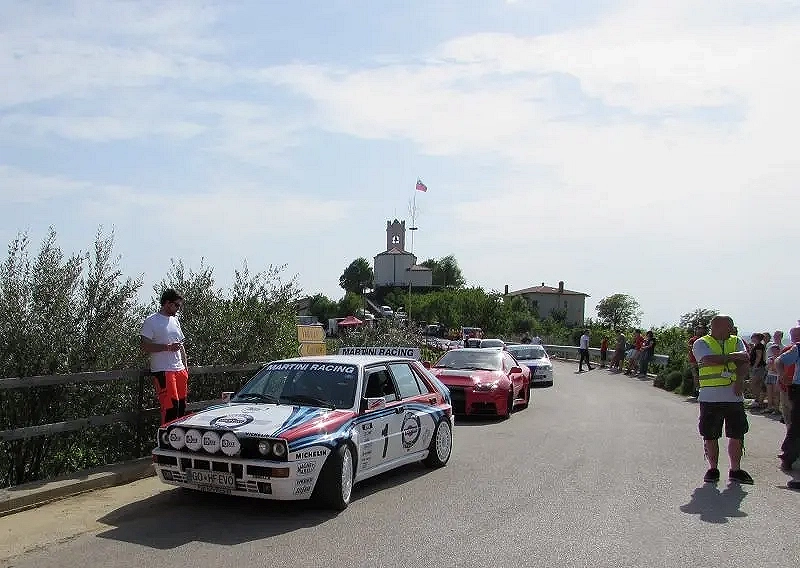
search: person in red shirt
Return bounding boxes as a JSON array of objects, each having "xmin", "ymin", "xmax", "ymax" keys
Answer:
[
  {"xmin": 689, "ymin": 324, "xmax": 708, "ymax": 398},
  {"xmin": 600, "ymin": 337, "xmax": 609, "ymax": 368}
]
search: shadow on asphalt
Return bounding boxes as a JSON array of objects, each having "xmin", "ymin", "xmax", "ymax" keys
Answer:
[
  {"xmin": 454, "ymin": 415, "xmax": 505, "ymax": 426},
  {"xmin": 95, "ymin": 462, "xmax": 432, "ymax": 549},
  {"xmin": 679, "ymin": 483, "xmax": 748, "ymax": 523}
]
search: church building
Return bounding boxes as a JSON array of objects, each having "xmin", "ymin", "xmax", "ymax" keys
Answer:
[{"xmin": 373, "ymin": 220, "xmax": 433, "ymax": 289}]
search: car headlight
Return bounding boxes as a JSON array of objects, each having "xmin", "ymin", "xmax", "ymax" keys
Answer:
[
  {"xmin": 201, "ymin": 430, "xmax": 221, "ymax": 453},
  {"xmin": 168, "ymin": 427, "xmax": 186, "ymax": 450},
  {"xmin": 185, "ymin": 429, "xmax": 203, "ymax": 451},
  {"xmin": 272, "ymin": 442, "xmax": 287, "ymax": 458},
  {"xmin": 220, "ymin": 432, "xmax": 240, "ymax": 456},
  {"xmin": 258, "ymin": 440, "xmax": 270, "ymax": 455}
]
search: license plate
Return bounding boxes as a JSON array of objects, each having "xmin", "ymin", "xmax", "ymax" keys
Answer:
[{"xmin": 185, "ymin": 469, "xmax": 235, "ymax": 490}]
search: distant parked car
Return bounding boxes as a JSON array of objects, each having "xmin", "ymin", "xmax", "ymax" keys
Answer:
[
  {"xmin": 380, "ymin": 305, "xmax": 394, "ymax": 318},
  {"xmin": 479, "ymin": 338, "xmax": 505, "ymax": 349},
  {"xmin": 506, "ymin": 344, "xmax": 554, "ymax": 387}
]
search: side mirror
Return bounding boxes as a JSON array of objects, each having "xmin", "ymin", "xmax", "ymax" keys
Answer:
[
  {"xmin": 362, "ymin": 397, "xmax": 386, "ymax": 413},
  {"xmin": 221, "ymin": 391, "xmax": 234, "ymax": 403},
  {"xmin": 422, "ymin": 361, "xmax": 432, "ymax": 369},
  {"xmin": 510, "ymin": 366, "xmax": 523, "ymax": 375}
]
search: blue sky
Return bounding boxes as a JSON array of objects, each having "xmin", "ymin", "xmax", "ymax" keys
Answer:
[{"xmin": 2, "ymin": 0, "xmax": 799, "ymax": 335}]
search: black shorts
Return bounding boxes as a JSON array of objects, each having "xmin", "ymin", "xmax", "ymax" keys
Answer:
[{"xmin": 698, "ymin": 402, "xmax": 749, "ymax": 440}]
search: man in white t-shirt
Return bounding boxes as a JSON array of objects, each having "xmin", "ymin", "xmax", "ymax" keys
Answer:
[
  {"xmin": 140, "ymin": 289, "xmax": 189, "ymax": 425},
  {"xmin": 578, "ymin": 330, "xmax": 593, "ymax": 372},
  {"xmin": 692, "ymin": 315, "xmax": 753, "ymax": 485}
]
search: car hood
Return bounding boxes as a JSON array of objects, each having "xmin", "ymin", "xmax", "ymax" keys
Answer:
[
  {"xmin": 516, "ymin": 358, "xmax": 551, "ymax": 367},
  {"xmin": 169, "ymin": 403, "xmax": 355, "ymax": 441},
  {"xmin": 431, "ymin": 368, "xmax": 503, "ymax": 386}
]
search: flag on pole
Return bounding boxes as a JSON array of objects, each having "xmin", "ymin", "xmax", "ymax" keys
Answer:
[{"xmin": 415, "ymin": 179, "xmax": 428, "ymax": 192}]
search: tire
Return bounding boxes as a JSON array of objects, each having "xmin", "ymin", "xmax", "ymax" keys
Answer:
[
  {"xmin": 424, "ymin": 419, "xmax": 453, "ymax": 468},
  {"xmin": 502, "ymin": 390, "xmax": 514, "ymax": 419},
  {"xmin": 313, "ymin": 444, "xmax": 355, "ymax": 511},
  {"xmin": 519, "ymin": 383, "xmax": 530, "ymax": 410}
]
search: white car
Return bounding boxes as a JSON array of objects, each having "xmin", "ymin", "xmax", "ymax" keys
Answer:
[
  {"xmin": 152, "ymin": 355, "xmax": 454, "ymax": 510},
  {"xmin": 379, "ymin": 305, "xmax": 394, "ymax": 318},
  {"xmin": 506, "ymin": 344, "xmax": 554, "ymax": 387},
  {"xmin": 478, "ymin": 338, "xmax": 505, "ymax": 349}
]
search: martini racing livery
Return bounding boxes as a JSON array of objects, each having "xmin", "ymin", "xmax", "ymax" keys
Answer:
[{"xmin": 152, "ymin": 355, "xmax": 454, "ymax": 510}]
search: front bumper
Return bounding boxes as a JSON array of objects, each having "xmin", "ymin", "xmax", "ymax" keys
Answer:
[
  {"xmin": 152, "ymin": 447, "xmax": 328, "ymax": 500},
  {"xmin": 446, "ymin": 386, "xmax": 510, "ymax": 416},
  {"xmin": 529, "ymin": 366, "xmax": 554, "ymax": 385}
]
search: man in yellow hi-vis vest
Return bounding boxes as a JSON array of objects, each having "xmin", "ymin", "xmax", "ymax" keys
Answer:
[{"xmin": 691, "ymin": 315, "xmax": 753, "ymax": 484}]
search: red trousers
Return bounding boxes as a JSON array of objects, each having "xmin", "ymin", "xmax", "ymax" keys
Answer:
[{"xmin": 152, "ymin": 369, "xmax": 189, "ymax": 425}]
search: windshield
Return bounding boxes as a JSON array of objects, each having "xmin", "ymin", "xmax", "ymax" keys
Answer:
[
  {"xmin": 434, "ymin": 350, "xmax": 501, "ymax": 371},
  {"xmin": 233, "ymin": 361, "xmax": 359, "ymax": 409},
  {"xmin": 508, "ymin": 346, "xmax": 546, "ymax": 360},
  {"xmin": 480, "ymin": 339, "xmax": 504, "ymax": 348}
]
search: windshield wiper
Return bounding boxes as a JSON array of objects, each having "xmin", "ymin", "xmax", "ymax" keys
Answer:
[
  {"xmin": 232, "ymin": 392, "xmax": 279, "ymax": 404},
  {"xmin": 280, "ymin": 394, "xmax": 335, "ymax": 409},
  {"xmin": 461, "ymin": 366, "xmax": 496, "ymax": 371}
]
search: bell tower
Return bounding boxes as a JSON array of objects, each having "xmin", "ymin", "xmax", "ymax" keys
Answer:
[{"xmin": 386, "ymin": 219, "xmax": 405, "ymax": 252}]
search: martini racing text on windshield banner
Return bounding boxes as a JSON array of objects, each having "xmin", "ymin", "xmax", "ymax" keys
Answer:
[
  {"xmin": 265, "ymin": 363, "xmax": 356, "ymax": 373},
  {"xmin": 337, "ymin": 347, "xmax": 421, "ymax": 358}
]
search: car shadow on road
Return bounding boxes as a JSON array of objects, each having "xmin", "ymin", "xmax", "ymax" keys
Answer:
[
  {"xmin": 679, "ymin": 482, "xmax": 748, "ymax": 523},
  {"xmin": 454, "ymin": 415, "xmax": 504, "ymax": 426},
  {"xmin": 95, "ymin": 463, "xmax": 432, "ymax": 549}
]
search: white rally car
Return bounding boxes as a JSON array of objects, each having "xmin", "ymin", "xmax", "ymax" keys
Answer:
[
  {"xmin": 506, "ymin": 344, "xmax": 554, "ymax": 387},
  {"xmin": 152, "ymin": 355, "xmax": 454, "ymax": 510}
]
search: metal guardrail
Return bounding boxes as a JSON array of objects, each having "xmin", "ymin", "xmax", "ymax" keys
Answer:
[{"xmin": 542, "ymin": 345, "xmax": 669, "ymax": 367}]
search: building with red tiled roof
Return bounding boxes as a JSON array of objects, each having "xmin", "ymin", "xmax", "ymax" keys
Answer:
[{"xmin": 506, "ymin": 281, "xmax": 589, "ymax": 325}]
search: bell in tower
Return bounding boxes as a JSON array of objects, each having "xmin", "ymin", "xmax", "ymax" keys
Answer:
[{"xmin": 386, "ymin": 219, "xmax": 406, "ymax": 252}]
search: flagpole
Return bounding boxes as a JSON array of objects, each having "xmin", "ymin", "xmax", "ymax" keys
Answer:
[{"xmin": 407, "ymin": 181, "xmax": 419, "ymax": 322}]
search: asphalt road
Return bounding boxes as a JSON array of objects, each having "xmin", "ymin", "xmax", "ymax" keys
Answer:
[{"xmin": 3, "ymin": 361, "xmax": 799, "ymax": 568}]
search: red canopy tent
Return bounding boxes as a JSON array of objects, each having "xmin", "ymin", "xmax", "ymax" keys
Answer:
[{"xmin": 338, "ymin": 315, "xmax": 363, "ymax": 327}]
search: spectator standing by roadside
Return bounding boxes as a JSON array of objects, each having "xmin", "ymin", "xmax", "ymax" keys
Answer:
[
  {"xmin": 689, "ymin": 324, "xmax": 708, "ymax": 400},
  {"xmin": 600, "ymin": 336, "xmax": 609, "ymax": 368},
  {"xmin": 775, "ymin": 326, "xmax": 800, "ymax": 472},
  {"xmin": 638, "ymin": 331, "xmax": 656, "ymax": 377},
  {"xmin": 624, "ymin": 330, "xmax": 644, "ymax": 375},
  {"xmin": 748, "ymin": 333, "xmax": 767, "ymax": 410},
  {"xmin": 765, "ymin": 330, "xmax": 783, "ymax": 370},
  {"xmin": 609, "ymin": 333, "xmax": 625, "ymax": 372},
  {"xmin": 578, "ymin": 330, "xmax": 593, "ymax": 372},
  {"xmin": 692, "ymin": 315, "xmax": 753, "ymax": 485},
  {"xmin": 777, "ymin": 325, "xmax": 800, "ymax": 425},
  {"xmin": 140, "ymin": 289, "xmax": 189, "ymax": 426},
  {"xmin": 765, "ymin": 345, "xmax": 781, "ymax": 415}
]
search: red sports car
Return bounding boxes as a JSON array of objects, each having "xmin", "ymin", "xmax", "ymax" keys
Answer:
[{"xmin": 426, "ymin": 348, "xmax": 530, "ymax": 418}]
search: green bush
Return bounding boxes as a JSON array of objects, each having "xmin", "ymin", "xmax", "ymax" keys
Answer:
[
  {"xmin": 680, "ymin": 368, "xmax": 696, "ymax": 396},
  {"xmin": 664, "ymin": 370, "xmax": 684, "ymax": 392}
]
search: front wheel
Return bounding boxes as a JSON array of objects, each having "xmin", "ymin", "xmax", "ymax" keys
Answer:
[
  {"xmin": 424, "ymin": 419, "xmax": 452, "ymax": 468},
  {"xmin": 519, "ymin": 383, "xmax": 530, "ymax": 410},
  {"xmin": 502, "ymin": 390, "xmax": 514, "ymax": 419},
  {"xmin": 313, "ymin": 444, "xmax": 355, "ymax": 510}
]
